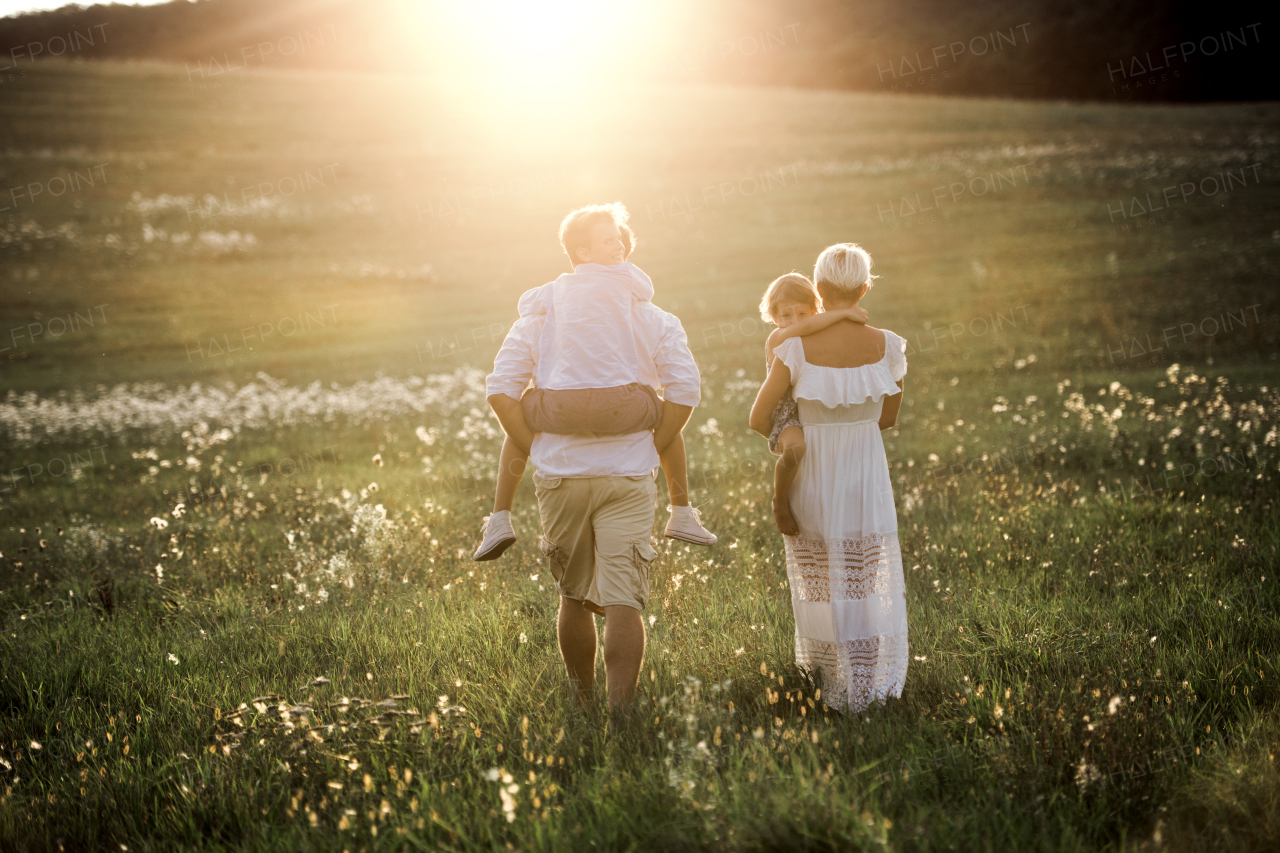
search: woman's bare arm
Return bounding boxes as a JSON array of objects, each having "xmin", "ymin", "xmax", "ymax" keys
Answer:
[
  {"xmin": 878, "ymin": 380, "xmax": 905, "ymax": 431},
  {"xmin": 750, "ymin": 361, "xmax": 792, "ymax": 437}
]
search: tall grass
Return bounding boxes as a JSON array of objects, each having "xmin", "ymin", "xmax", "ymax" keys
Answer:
[
  {"xmin": 1, "ymin": 359, "xmax": 1276, "ymax": 851},
  {"xmin": 1, "ymin": 60, "xmax": 1277, "ymax": 851}
]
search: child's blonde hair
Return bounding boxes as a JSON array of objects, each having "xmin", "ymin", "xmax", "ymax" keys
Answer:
[
  {"xmin": 759, "ymin": 272, "xmax": 821, "ymax": 324},
  {"xmin": 559, "ymin": 202, "xmax": 634, "ymax": 265}
]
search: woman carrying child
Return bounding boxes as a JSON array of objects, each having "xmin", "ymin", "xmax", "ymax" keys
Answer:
[{"xmin": 750, "ymin": 243, "xmax": 910, "ymax": 715}]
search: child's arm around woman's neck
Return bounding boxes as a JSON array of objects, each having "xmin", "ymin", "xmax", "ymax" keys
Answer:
[{"xmin": 765, "ymin": 306, "xmax": 868, "ymax": 365}]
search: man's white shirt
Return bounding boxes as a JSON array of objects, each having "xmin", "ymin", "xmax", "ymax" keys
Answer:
[
  {"xmin": 516, "ymin": 262, "xmax": 654, "ymax": 391},
  {"xmin": 486, "ymin": 264, "xmax": 701, "ymax": 479}
]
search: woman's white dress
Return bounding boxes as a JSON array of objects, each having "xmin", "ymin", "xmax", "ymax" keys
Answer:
[{"xmin": 773, "ymin": 332, "xmax": 909, "ymax": 714}]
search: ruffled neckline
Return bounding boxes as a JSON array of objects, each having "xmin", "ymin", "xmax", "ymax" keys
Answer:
[{"xmin": 777, "ymin": 335, "xmax": 902, "ymax": 407}]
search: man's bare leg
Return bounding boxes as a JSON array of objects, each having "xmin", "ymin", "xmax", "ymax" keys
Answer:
[
  {"xmin": 557, "ymin": 597, "xmax": 598, "ymax": 705},
  {"xmin": 602, "ymin": 604, "xmax": 645, "ymax": 709}
]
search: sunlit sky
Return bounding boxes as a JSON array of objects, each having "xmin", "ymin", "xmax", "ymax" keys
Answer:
[
  {"xmin": 1, "ymin": 0, "xmax": 168, "ymax": 15},
  {"xmin": 0, "ymin": 0, "xmax": 698, "ymax": 109}
]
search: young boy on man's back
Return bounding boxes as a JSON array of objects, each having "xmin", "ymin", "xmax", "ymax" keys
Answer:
[{"xmin": 473, "ymin": 203, "xmax": 715, "ymax": 560}]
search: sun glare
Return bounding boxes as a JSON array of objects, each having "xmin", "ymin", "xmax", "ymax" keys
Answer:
[{"xmin": 431, "ymin": 0, "xmax": 653, "ymax": 104}]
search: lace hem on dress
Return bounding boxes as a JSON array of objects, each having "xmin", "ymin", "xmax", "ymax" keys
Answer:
[
  {"xmin": 785, "ymin": 532, "xmax": 905, "ymax": 602},
  {"xmin": 795, "ymin": 633, "xmax": 909, "ymax": 714}
]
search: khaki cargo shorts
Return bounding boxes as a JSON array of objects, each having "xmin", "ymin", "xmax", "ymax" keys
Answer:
[{"xmin": 533, "ymin": 473, "xmax": 658, "ymax": 614}]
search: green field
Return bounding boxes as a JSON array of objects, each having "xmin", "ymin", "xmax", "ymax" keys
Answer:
[{"xmin": 1, "ymin": 61, "xmax": 1278, "ymax": 851}]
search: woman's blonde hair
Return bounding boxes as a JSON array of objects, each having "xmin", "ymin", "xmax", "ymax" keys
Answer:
[
  {"xmin": 759, "ymin": 272, "xmax": 821, "ymax": 324},
  {"xmin": 813, "ymin": 242, "xmax": 878, "ymax": 298}
]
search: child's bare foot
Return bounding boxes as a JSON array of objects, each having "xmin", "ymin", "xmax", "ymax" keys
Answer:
[{"xmin": 771, "ymin": 496, "xmax": 799, "ymax": 536}]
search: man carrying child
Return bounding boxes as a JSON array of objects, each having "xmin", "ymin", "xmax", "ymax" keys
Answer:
[{"xmin": 484, "ymin": 202, "xmax": 705, "ymax": 710}]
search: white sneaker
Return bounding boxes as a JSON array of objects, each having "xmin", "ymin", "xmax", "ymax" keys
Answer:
[
  {"xmin": 473, "ymin": 511, "xmax": 516, "ymax": 561},
  {"xmin": 664, "ymin": 505, "xmax": 716, "ymax": 546}
]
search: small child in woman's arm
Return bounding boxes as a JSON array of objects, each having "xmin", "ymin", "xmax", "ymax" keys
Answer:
[{"xmin": 755, "ymin": 273, "xmax": 867, "ymax": 535}]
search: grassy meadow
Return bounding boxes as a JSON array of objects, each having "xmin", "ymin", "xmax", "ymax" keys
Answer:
[{"xmin": 1, "ymin": 60, "xmax": 1278, "ymax": 851}]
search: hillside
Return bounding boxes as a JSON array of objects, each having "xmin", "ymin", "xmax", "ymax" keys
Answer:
[{"xmin": 0, "ymin": 0, "xmax": 1274, "ymax": 101}]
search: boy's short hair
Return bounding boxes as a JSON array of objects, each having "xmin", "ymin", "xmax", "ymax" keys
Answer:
[
  {"xmin": 813, "ymin": 242, "xmax": 878, "ymax": 298},
  {"xmin": 759, "ymin": 272, "xmax": 821, "ymax": 324},
  {"xmin": 559, "ymin": 202, "xmax": 633, "ymax": 265}
]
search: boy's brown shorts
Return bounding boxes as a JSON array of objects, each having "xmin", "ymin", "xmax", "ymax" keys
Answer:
[{"xmin": 521, "ymin": 384, "xmax": 662, "ymax": 435}]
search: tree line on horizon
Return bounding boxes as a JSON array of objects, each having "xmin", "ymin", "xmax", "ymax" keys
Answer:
[{"xmin": 0, "ymin": 0, "xmax": 1273, "ymax": 102}]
